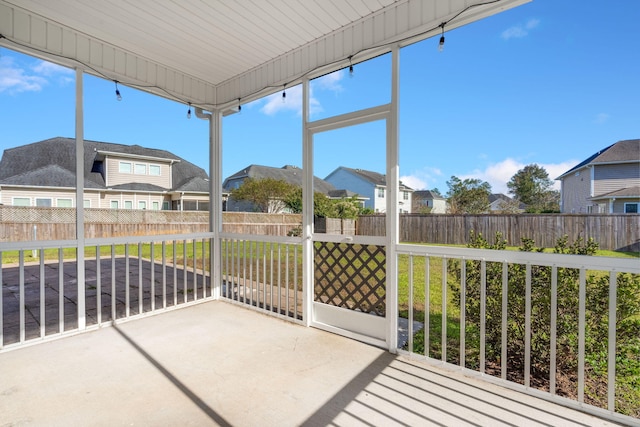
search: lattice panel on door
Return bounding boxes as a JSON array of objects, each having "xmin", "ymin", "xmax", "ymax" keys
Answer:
[{"xmin": 314, "ymin": 242, "xmax": 386, "ymax": 316}]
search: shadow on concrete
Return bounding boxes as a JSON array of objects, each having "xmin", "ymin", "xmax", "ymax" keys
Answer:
[{"xmin": 113, "ymin": 325, "xmax": 232, "ymax": 427}]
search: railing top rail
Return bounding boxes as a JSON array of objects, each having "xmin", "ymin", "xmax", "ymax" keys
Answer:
[
  {"xmin": 397, "ymin": 243, "xmax": 640, "ymax": 273},
  {"xmin": 220, "ymin": 232, "xmax": 302, "ymax": 245}
]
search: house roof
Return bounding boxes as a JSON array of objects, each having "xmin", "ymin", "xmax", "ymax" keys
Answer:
[
  {"xmin": 328, "ymin": 166, "xmax": 414, "ymax": 191},
  {"xmin": 223, "ymin": 164, "xmax": 335, "ymax": 195},
  {"xmin": 413, "ymin": 190, "xmax": 445, "ymax": 200},
  {"xmin": 328, "ymin": 189, "xmax": 367, "ymax": 200},
  {"xmin": 589, "ymin": 186, "xmax": 640, "ymax": 200},
  {"xmin": 556, "ymin": 139, "xmax": 640, "ymax": 179},
  {"xmin": 0, "ymin": 1, "xmax": 528, "ymax": 109},
  {"xmin": 0, "ymin": 137, "xmax": 209, "ymax": 193}
]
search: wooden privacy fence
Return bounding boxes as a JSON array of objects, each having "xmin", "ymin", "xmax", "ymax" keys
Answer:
[
  {"xmin": 357, "ymin": 214, "xmax": 640, "ymax": 252},
  {"xmin": 0, "ymin": 206, "xmax": 301, "ymax": 241}
]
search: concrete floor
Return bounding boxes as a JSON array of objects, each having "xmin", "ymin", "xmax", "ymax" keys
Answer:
[{"xmin": 0, "ymin": 301, "xmax": 625, "ymax": 427}]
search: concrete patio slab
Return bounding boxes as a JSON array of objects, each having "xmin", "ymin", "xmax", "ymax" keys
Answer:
[{"xmin": 0, "ymin": 301, "xmax": 624, "ymax": 426}]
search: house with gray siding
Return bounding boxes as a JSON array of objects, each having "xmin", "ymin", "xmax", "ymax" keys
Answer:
[
  {"xmin": 324, "ymin": 167, "xmax": 413, "ymax": 213},
  {"xmin": 0, "ymin": 137, "xmax": 210, "ymax": 210},
  {"xmin": 556, "ymin": 139, "xmax": 639, "ymax": 213},
  {"xmin": 412, "ymin": 190, "xmax": 447, "ymax": 213}
]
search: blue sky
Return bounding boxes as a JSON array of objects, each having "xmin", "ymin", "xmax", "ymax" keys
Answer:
[{"xmin": 1, "ymin": 0, "xmax": 638, "ymax": 195}]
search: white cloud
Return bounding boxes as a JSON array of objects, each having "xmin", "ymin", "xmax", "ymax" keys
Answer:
[
  {"xmin": 501, "ymin": 18, "xmax": 540, "ymax": 40},
  {"xmin": 259, "ymin": 69, "xmax": 345, "ymax": 116},
  {"xmin": 400, "ymin": 166, "xmax": 443, "ymax": 191},
  {"xmin": 594, "ymin": 112, "xmax": 610, "ymax": 124},
  {"xmin": 0, "ymin": 56, "xmax": 73, "ymax": 94},
  {"xmin": 460, "ymin": 158, "xmax": 577, "ymax": 194}
]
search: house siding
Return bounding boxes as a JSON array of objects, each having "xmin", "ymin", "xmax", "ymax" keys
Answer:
[
  {"xmin": 593, "ymin": 163, "xmax": 640, "ymax": 195},
  {"xmin": 325, "ymin": 170, "xmax": 376, "ymax": 210},
  {"xmin": 105, "ymin": 156, "xmax": 171, "ymax": 188},
  {"xmin": 561, "ymin": 167, "xmax": 592, "ymax": 213}
]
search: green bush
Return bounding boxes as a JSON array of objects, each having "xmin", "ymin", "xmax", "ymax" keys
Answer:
[{"xmin": 448, "ymin": 232, "xmax": 640, "ymax": 416}]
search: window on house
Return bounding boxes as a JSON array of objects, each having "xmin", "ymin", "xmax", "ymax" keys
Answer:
[
  {"xmin": 162, "ymin": 201, "xmax": 170, "ymax": 210},
  {"xmin": 134, "ymin": 163, "xmax": 146, "ymax": 174},
  {"xmin": 152, "ymin": 201, "xmax": 160, "ymax": 210},
  {"xmin": 13, "ymin": 197, "xmax": 30, "ymax": 206},
  {"xmin": 84, "ymin": 199, "xmax": 91, "ymax": 208},
  {"xmin": 119, "ymin": 162, "xmax": 132, "ymax": 173},
  {"xmin": 57, "ymin": 199, "xmax": 73, "ymax": 208},
  {"xmin": 403, "ymin": 191, "xmax": 409, "ymax": 200},
  {"xmin": 36, "ymin": 198, "xmax": 52, "ymax": 207},
  {"xmin": 110, "ymin": 200, "xmax": 119, "ymax": 209},
  {"xmin": 624, "ymin": 203, "xmax": 639, "ymax": 213},
  {"xmin": 138, "ymin": 201, "xmax": 147, "ymax": 210},
  {"xmin": 124, "ymin": 201, "xmax": 133, "ymax": 209},
  {"xmin": 149, "ymin": 164, "xmax": 161, "ymax": 176},
  {"xmin": 377, "ymin": 188, "xmax": 385, "ymax": 198}
]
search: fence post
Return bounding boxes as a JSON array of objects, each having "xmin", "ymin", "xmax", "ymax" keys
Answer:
[{"xmin": 32, "ymin": 225, "xmax": 37, "ymax": 258}]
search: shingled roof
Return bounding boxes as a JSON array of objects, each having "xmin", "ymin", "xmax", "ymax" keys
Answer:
[
  {"xmin": 326, "ymin": 166, "xmax": 414, "ymax": 191},
  {"xmin": 223, "ymin": 164, "xmax": 335, "ymax": 194},
  {"xmin": 556, "ymin": 139, "xmax": 640, "ymax": 179},
  {"xmin": 0, "ymin": 137, "xmax": 209, "ymax": 192}
]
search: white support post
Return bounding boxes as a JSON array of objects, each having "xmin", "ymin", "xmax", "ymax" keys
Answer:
[
  {"xmin": 386, "ymin": 45, "xmax": 400, "ymax": 352},
  {"xmin": 211, "ymin": 109, "xmax": 223, "ymax": 299},
  {"xmin": 75, "ymin": 68, "xmax": 86, "ymax": 329},
  {"xmin": 302, "ymin": 78, "xmax": 313, "ymax": 327}
]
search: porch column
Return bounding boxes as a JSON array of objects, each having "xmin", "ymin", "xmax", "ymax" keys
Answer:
[
  {"xmin": 386, "ymin": 45, "xmax": 400, "ymax": 352},
  {"xmin": 75, "ymin": 68, "xmax": 86, "ymax": 329},
  {"xmin": 302, "ymin": 78, "xmax": 313, "ymax": 327},
  {"xmin": 211, "ymin": 109, "xmax": 223, "ymax": 299}
]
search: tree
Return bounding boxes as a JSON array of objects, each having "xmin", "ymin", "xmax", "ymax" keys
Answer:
[
  {"xmin": 230, "ymin": 178, "xmax": 296, "ymax": 213},
  {"xmin": 507, "ymin": 164, "xmax": 560, "ymax": 212},
  {"xmin": 284, "ymin": 188, "xmax": 362, "ymax": 219},
  {"xmin": 446, "ymin": 176, "xmax": 491, "ymax": 214}
]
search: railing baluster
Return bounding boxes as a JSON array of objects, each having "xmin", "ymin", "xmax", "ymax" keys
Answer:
[
  {"xmin": 243, "ymin": 240, "xmax": 247, "ymax": 303},
  {"xmin": 425, "ymin": 256, "xmax": 430, "ymax": 358},
  {"xmin": 192, "ymin": 239, "xmax": 197, "ymax": 301},
  {"xmin": 294, "ymin": 245, "xmax": 298, "ymax": 320},
  {"xmin": 150, "ymin": 242, "xmax": 155, "ymax": 311},
  {"xmin": 460, "ymin": 258, "xmax": 466, "ymax": 368},
  {"xmin": 40, "ymin": 250, "xmax": 45, "ymax": 337},
  {"xmin": 111, "ymin": 245, "xmax": 116, "ymax": 321},
  {"xmin": 173, "ymin": 240, "xmax": 177, "ymax": 306},
  {"xmin": 19, "ymin": 251, "xmax": 25, "ymax": 343},
  {"xmin": 96, "ymin": 245, "xmax": 101, "ymax": 324},
  {"xmin": 607, "ymin": 271, "xmax": 617, "ymax": 412},
  {"xmin": 408, "ymin": 254, "xmax": 414, "ymax": 354},
  {"xmin": 59, "ymin": 248, "xmax": 64, "ymax": 333},
  {"xmin": 262, "ymin": 242, "xmax": 267, "ymax": 309},
  {"xmin": 578, "ymin": 267, "xmax": 586, "ymax": 403},
  {"xmin": 501, "ymin": 261, "xmax": 508, "ymax": 380},
  {"xmin": 249, "ymin": 241, "xmax": 254, "ymax": 307},
  {"xmin": 525, "ymin": 263, "xmax": 532, "ymax": 388},
  {"xmin": 277, "ymin": 244, "xmax": 282, "ymax": 316},
  {"xmin": 441, "ymin": 256, "xmax": 447, "ymax": 363},
  {"xmin": 480, "ymin": 260, "xmax": 486, "ymax": 373},
  {"xmin": 285, "ymin": 245, "xmax": 290, "ymax": 318},
  {"xmin": 550, "ymin": 265, "xmax": 558, "ymax": 394},
  {"xmin": 138, "ymin": 242, "xmax": 143, "ymax": 314},
  {"xmin": 162, "ymin": 241, "xmax": 167, "ymax": 309},
  {"xmin": 270, "ymin": 243, "xmax": 274, "ymax": 313},
  {"xmin": 183, "ymin": 240, "xmax": 188, "ymax": 303},
  {"xmin": 125, "ymin": 244, "xmax": 130, "ymax": 317}
]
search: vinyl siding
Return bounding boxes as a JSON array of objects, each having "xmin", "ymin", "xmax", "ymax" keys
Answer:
[
  {"xmin": 561, "ymin": 167, "xmax": 592, "ymax": 213},
  {"xmin": 593, "ymin": 163, "xmax": 640, "ymax": 196},
  {"xmin": 105, "ymin": 156, "xmax": 172, "ymax": 188}
]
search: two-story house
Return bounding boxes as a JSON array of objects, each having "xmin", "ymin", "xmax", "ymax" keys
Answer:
[
  {"xmin": 0, "ymin": 137, "xmax": 210, "ymax": 210},
  {"xmin": 412, "ymin": 190, "xmax": 447, "ymax": 214},
  {"xmin": 324, "ymin": 166, "xmax": 413, "ymax": 213},
  {"xmin": 223, "ymin": 164, "xmax": 339, "ymax": 212},
  {"xmin": 556, "ymin": 139, "xmax": 639, "ymax": 213}
]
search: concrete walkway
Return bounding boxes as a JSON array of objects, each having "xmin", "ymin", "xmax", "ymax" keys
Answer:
[{"xmin": 0, "ymin": 301, "xmax": 625, "ymax": 427}]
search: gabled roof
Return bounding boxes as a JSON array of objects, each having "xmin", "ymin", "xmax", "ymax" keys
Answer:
[
  {"xmin": 326, "ymin": 166, "xmax": 414, "ymax": 191},
  {"xmin": 173, "ymin": 177, "xmax": 210, "ymax": 193},
  {"xmin": 223, "ymin": 164, "xmax": 335, "ymax": 194},
  {"xmin": 0, "ymin": 137, "xmax": 208, "ymax": 193},
  {"xmin": 413, "ymin": 190, "xmax": 445, "ymax": 200},
  {"xmin": 327, "ymin": 189, "xmax": 367, "ymax": 200},
  {"xmin": 590, "ymin": 186, "xmax": 640, "ymax": 200},
  {"xmin": 556, "ymin": 139, "xmax": 640, "ymax": 179}
]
